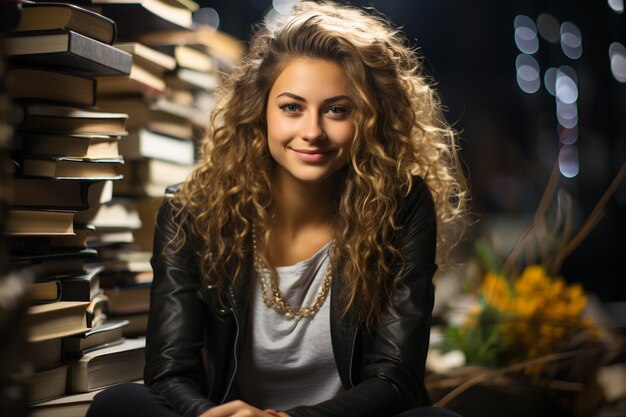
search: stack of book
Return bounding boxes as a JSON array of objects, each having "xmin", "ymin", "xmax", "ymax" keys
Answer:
[
  {"xmin": 3, "ymin": 1, "xmax": 150, "ymax": 409},
  {"xmin": 1, "ymin": 3, "xmax": 31, "ymax": 416},
  {"xmin": 3, "ymin": 0, "xmax": 244, "ymax": 414},
  {"xmin": 110, "ymin": 28, "xmax": 245, "ymax": 258},
  {"xmin": 74, "ymin": 197, "xmax": 153, "ymax": 337},
  {"xmin": 85, "ymin": 4, "xmax": 199, "ymax": 340},
  {"xmin": 140, "ymin": 26, "xmax": 245, "ymax": 136},
  {"xmin": 95, "ymin": 42, "xmax": 197, "ymax": 200}
]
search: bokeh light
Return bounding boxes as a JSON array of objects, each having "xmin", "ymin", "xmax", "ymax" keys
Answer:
[
  {"xmin": 544, "ymin": 67, "xmax": 557, "ymax": 96},
  {"xmin": 556, "ymin": 99, "xmax": 578, "ymax": 129},
  {"xmin": 555, "ymin": 70, "xmax": 578, "ymax": 104},
  {"xmin": 609, "ymin": 42, "xmax": 626, "ymax": 83},
  {"xmin": 558, "ymin": 124, "xmax": 578, "ymax": 145},
  {"xmin": 194, "ymin": 7, "xmax": 220, "ymax": 28},
  {"xmin": 273, "ymin": 0, "xmax": 300, "ymax": 15},
  {"xmin": 559, "ymin": 145, "xmax": 580, "ymax": 178},
  {"xmin": 514, "ymin": 15, "xmax": 539, "ymax": 54},
  {"xmin": 608, "ymin": 0, "xmax": 624, "ymax": 13},
  {"xmin": 560, "ymin": 21, "xmax": 583, "ymax": 59},
  {"xmin": 516, "ymin": 54, "xmax": 540, "ymax": 93}
]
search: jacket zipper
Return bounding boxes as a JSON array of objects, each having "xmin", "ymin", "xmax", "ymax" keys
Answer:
[
  {"xmin": 221, "ymin": 287, "xmax": 240, "ymax": 403},
  {"xmin": 347, "ymin": 314, "xmax": 359, "ymax": 388}
]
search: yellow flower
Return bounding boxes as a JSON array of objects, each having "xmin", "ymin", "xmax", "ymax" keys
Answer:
[
  {"xmin": 481, "ymin": 272, "xmax": 511, "ymax": 311},
  {"xmin": 470, "ymin": 264, "xmax": 596, "ymax": 374}
]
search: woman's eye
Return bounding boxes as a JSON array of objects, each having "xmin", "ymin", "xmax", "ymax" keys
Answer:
[
  {"xmin": 279, "ymin": 103, "xmax": 300, "ymax": 113},
  {"xmin": 328, "ymin": 106, "xmax": 348, "ymax": 116}
]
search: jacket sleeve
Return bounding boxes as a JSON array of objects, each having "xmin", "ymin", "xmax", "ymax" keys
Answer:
[
  {"xmin": 286, "ymin": 176, "xmax": 437, "ymax": 417},
  {"xmin": 144, "ymin": 198, "xmax": 215, "ymax": 417}
]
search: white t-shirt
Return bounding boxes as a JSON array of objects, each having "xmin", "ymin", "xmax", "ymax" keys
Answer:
[{"xmin": 235, "ymin": 241, "xmax": 344, "ymax": 411}]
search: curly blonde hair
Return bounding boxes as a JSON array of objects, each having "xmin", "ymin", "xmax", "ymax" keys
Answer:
[{"xmin": 170, "ymin": 1, "xmax": 469, "ymax": 325}]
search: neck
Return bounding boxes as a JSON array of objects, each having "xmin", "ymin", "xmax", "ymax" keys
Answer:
[{"xmin": 271, "ymin": 170, "xmax": 336, "ymax": 236}]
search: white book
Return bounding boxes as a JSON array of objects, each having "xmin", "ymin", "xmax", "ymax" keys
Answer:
[{"xmin": 119, "ymin": 128, "xmax": 195, "ymax": 165}]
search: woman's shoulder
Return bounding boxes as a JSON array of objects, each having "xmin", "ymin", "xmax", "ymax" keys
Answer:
[
  {"xmin": 398, "ymin": 174, "xmax": 436, "ymax": 223},
  {"xmin": 406, "ymin": 175, "xmax": 433, "ymax": 204},
  {"xmin": 156, "ymin": 182, "xmax": 190, "ymax": 228}
]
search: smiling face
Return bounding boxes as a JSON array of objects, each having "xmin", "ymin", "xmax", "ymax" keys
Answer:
[{"xmin": 266, "ymin": 58, "xmax": 355, "ymax": 186}]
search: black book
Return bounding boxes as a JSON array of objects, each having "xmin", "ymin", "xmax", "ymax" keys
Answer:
[
  {"xmin": 9, "ymin": 249, "xmax": 98, "ymax": 278},
  {"xmin": 59, "ymin": 265, "xmax": 104, "ymax": 302},
  {"xmin": 63, "ymin": 319, "xmax": 128, "ymax": 357},
  {"xmin": 5, "ymin": 30, "xmax": 132, "ymax": 76}
]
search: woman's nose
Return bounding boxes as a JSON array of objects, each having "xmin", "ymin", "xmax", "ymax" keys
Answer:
[{"xmin": 301, "ymin": 113, "xmax": 325, "ymax": 142}]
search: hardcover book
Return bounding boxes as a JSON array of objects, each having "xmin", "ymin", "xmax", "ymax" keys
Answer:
[
  {"xmin": 13, "ymin": 2, "xmax": 117, "ymax": 45},
  {"xmin": 154, "ymin": 43, "xmax": 216, "ymax": 72},
  {"xmin": 7, "ymin": 68, "xmax": 96, "ymax": 107},
  {"xmin": 5, "ymin": 30, "xmax": 132, "ymax": 76},
  {"xmin": 97, "ymin": 97, "xmax": 193, "ymax": 139},
  {"xmin": 114, "ymin": 42, "xmax": 176, "ymax": 73},
  {"xmin": 29, "ymin": 280, "xmax": 62, "ymax": 304},
  {"xmin": 27, "ymin": 364, "xmax": 69, "ymax": 403},
  {"xmin": 103, "ymin": 282, "xmax": 151, "ymax": 315},
  {"xmin": 138, "ymin": 25, "xmax": 244, "ymax": 70},
  {"xmin": 19, "ymin": 133, "xmax": 121, "ymax": 159},
  {"xmin": 10, "ymin": 249, "xmax": 98, "ymax": 278},
  {"xmin": 165, "ymin": 67, "xmax": 219, "ymax": 92},
  {"xmin": 62, "ymin": 319, "xmax": 128, "ymax": 357},
  {"xmin": 19, "ymin": 105, "xmax": 128, "ymax": 136},
  {"xmin": 6, "ymin": 209, "xmax": 75, "ymax": 236},
  {"xmin": 67, "ymin": 337, "xmax": 145, "ymax": 392},
  {"xmin": 19, "ymin": 156, "xmax": 124, "ymax": 180},
  {"xmin": 8, "ymin": 224, "xmax": 96, "ymax": 253},
  {"xmin": 59, "ymin": 265, "xmax": 104, "ymax": 302},
  {"xmin": 96, "ymin": 63, "xmax": 166, "ymax": 96},
  {"xmin": 90, "ymin": 0, "xmax": 194, "ymax": 40},
  {"xmin": 118, "ymin": 128, "xmax": 195, "ymax": 165},
  {"xmin": 74, "ymin": 199, "xmax": 142, "ymax": 231},
  {"xmin": 27, "ymin": 338, "xmax": 63, "ymax": 372},
  {"xmin": 25, "ymin": 301, "xmax": 90, "ymax": 342},
  {"xmin": 115, "ymin": 158, "xmax": 192, "ymax": 197},
  {"xmin": 10, "ymin": 179, "xmax": 113, "ymax": 210}
]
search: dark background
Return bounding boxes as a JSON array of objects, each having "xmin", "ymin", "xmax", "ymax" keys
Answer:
[{"xmin": 198, "ymin": 0, "xmax": 626, "ymax": 303}]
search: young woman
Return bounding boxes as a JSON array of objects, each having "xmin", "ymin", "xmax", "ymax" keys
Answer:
[{"xmin": 87, "ymin": 2, "xmax": 469, "ymax": 417}]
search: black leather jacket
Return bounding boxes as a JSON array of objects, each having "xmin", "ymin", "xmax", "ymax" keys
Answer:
[{"xmin": 144, "ymin": 176, "xmax": 437, "ymax": 417}]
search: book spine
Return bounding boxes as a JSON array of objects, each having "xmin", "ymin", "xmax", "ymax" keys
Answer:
[
  {"xmin": 59, "ymin": 278, "xmax": 90, "ymax": 301},
  {"xmin": 70, "ymin": 360, "xmax": 89, "ymax": 392},
  {"xmin": 68, "ymin": 31, "xmax": 132, "ymax": 75}
]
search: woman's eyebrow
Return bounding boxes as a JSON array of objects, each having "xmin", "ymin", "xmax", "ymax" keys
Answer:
[{"xmin": 276, "ymin": 92, "xmax": 351, "ymax": 103}]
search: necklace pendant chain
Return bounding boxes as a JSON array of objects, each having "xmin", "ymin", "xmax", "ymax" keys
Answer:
[{"xmin": 252, "ymin": 226, "xmax": 332, "ymax": 320}]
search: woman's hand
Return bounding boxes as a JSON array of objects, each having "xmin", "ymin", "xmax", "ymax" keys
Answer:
[{"xmin": 199, "ymin": 400, "xmax": 290, "ymax": 417}]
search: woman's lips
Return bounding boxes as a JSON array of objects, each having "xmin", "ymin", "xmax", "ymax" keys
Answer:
[{"xmin": 291, "ymin": 148, "xmax": 334, "ymax": 163}]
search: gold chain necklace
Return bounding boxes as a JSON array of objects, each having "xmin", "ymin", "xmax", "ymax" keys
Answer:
[{"xmin": 252, "ymin": 227, "xmax": 332, "ymax": 320}]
